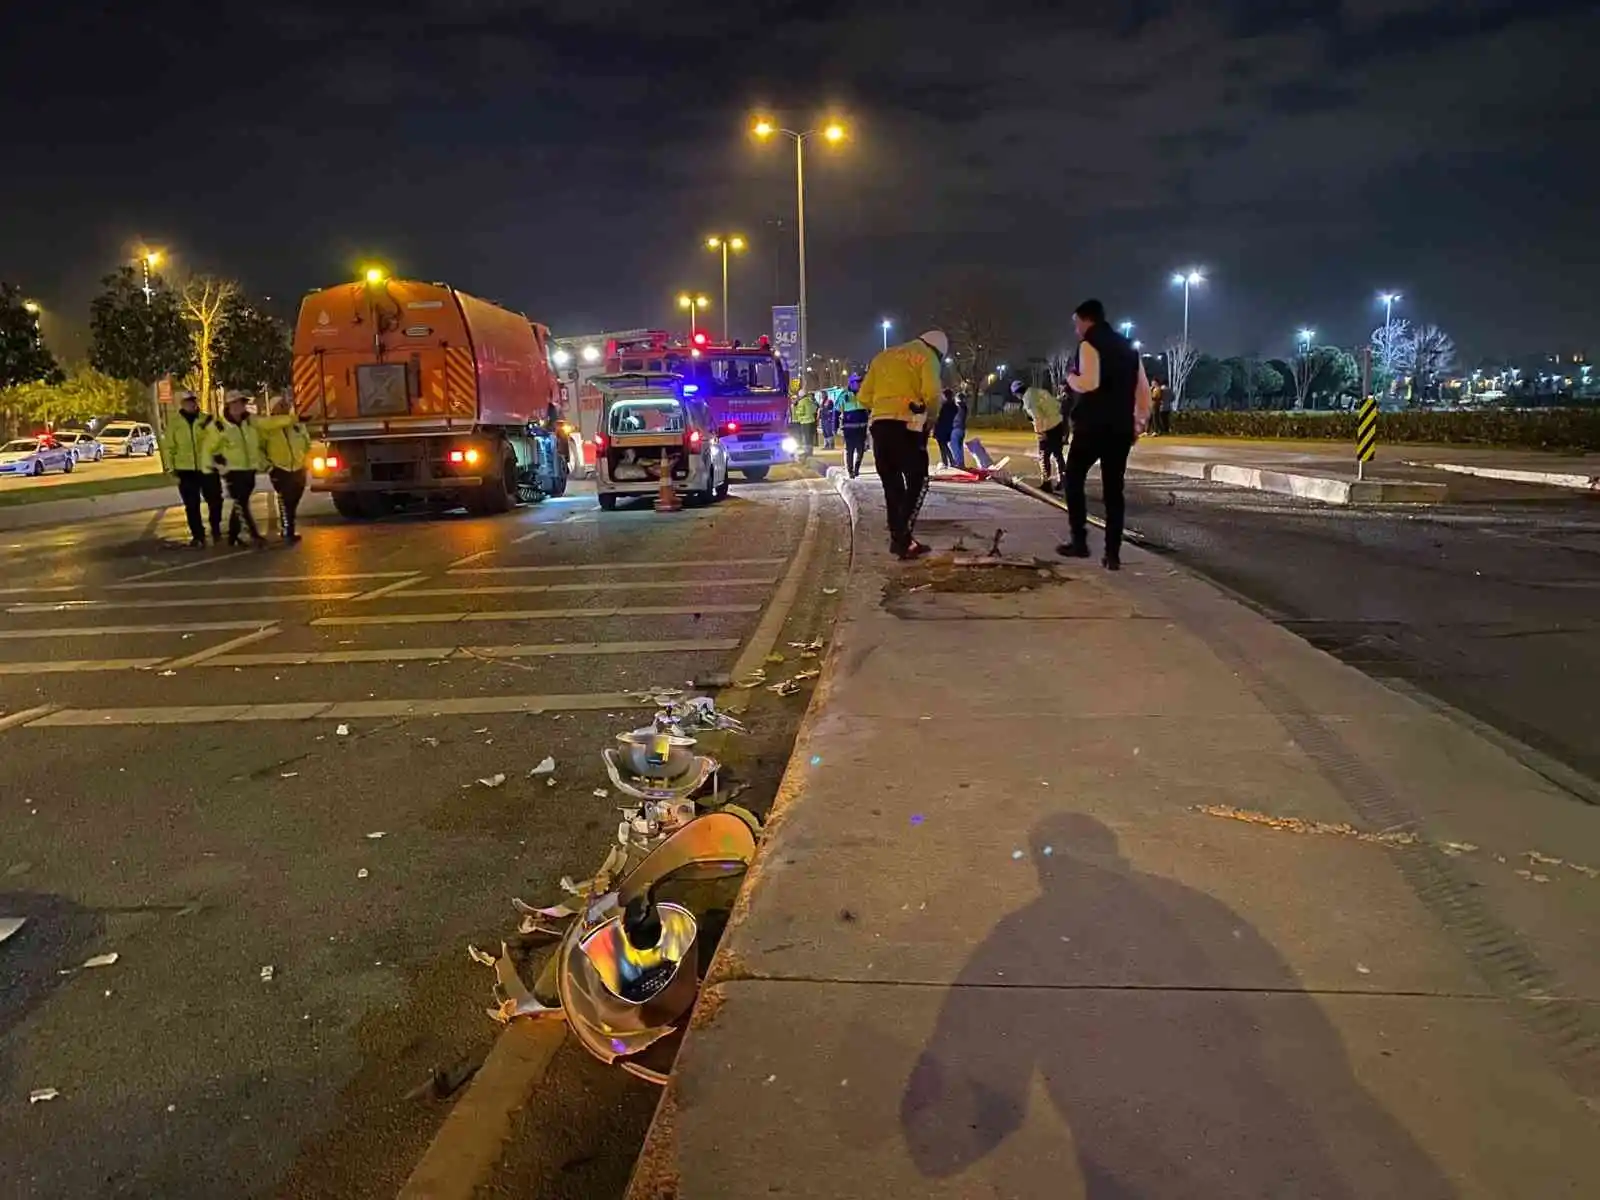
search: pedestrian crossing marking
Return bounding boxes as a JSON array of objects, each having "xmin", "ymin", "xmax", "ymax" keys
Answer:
[
  {"xmin": 204, "ymin": 638, "xmax": 740, "ymax": 667},
  {"xmin": 19, "ymin": 691, "xmax": 654, "ymax": 729},
  {"xmin": 109, "ymin": 572, "xmax": 416, "ymax": 591},
  {"xmin": 349, "ymin": 575, "xmax": 426, "ymax": 602},
  {"xmin": 159, "ymin": 625, "xmax": 282, "ymax": 670},
  {"xmin": 0, "ymin": 658, "xmax": 167, "ymax": 675},
  {"xmin": 310, "ymin": 603, "xmax": 762, "ymax": 628},
  {"xmin": 6, "ymin": 592, "xmax": 361, "ymax": 614},
  {"xmin": 447, "ymin": 558, "xmax": 786, "ymax": 576},
  {"xmin": 0, "ymin": 620, "xmax": 273, "ymax": 640},
  {"xmin": 398, "ymin": 577, "xmax": 777, "ymax": 598}
]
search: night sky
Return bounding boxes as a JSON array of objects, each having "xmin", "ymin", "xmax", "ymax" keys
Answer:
[{"xmin": 4, "ymin": 0, "xmax": 1596, "ymax": 365}]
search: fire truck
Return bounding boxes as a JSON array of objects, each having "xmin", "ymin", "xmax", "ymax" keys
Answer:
[{"xmin": 552, "ymin": 330, "xmax": 793, "ymax": 482}]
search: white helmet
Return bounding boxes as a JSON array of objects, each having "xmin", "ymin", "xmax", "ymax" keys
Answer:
[{"xmin": 918, "ymin": 329, "xmax": 949, "ymax": 358}]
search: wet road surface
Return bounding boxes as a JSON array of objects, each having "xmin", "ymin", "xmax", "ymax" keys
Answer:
[{"xmin": 0, "ymin": 473, "xmax": 848, "ymax": 1199}]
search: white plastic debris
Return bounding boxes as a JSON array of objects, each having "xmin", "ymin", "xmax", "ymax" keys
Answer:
[
  {"xmin": 29, "ymin": 1088, "xmax": 59, "ymax": 1104},
  {"xmin": 82, "ymin": 952, "xmax": 119, "ymax": 969},
  {"xmin": 421, "ymin": 737, "xmax": 440, "ymax": 747},
  {"xmin": 478, "ymin": 773, "xmax": 507, "ymax": 789},
  {"xmin": 158, "ymin": 669, "xmax": 177, "ymax": 677},
  {"xmin": 280, "ymin": 772, "xmax": 299, "ymax": 779},
  {"xmin": 335, "ymin": 724, "xmax": 350, "ymax": 737},
  {"xmin": 1355, "ymin": 964, "xmax": 1372, "ymax": 975},
  {"xmin": 512, "ymin": 898, "xmax": 577, "ymax": 920},
  {"xmin": 365, "ymin": 831, "xmax": 386, "ymax": 840},
  {"xmin": 530, "ymin": 757, "xmax": 556, "ymax": 776},
  {"xmin": 593, "ymin": 788, "xmax": 609, "ymax": 798},
  {"xmin": 259, "ymin": 965, "xmax": 275, "ymax": 982},
  {"xmin": 357, "ymin": 868, "xmax": 370, "ymax": 879}
]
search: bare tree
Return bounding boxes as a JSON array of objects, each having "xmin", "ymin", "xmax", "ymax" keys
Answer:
[
  {"xmin": 180, "ymin": 275, "xmax": 238, "ymax": 412},
  {"xmin": 1370, "ymin": 318, "xmax": 1414, "ymax": 398},
  {"xmin": 1046, "ymin": 348, "xmax": 1076, "ymax": 393},
  {"xmin": 1410, "ymin": 324, "xmax": 1456, "ymax": 401},
  {"xmin": 929, "ymin": 270, "xmax": 1013, "ymax": 407},
  {"xmin": 1165, "ymin": 338, "xmax": 1198, "ymax": 410}
]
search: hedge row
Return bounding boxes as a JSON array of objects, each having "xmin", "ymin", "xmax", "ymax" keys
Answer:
[
  {"xmin": 967, "ymin": 408, "xmax": 1600, "ymax": 451},
  {"xmin": 1168, "ymin": 409, "xmax": 1600, "ymax": 451}
]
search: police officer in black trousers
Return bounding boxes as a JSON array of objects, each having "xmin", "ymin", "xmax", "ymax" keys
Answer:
[{"xmin": 1059, "ymin": 299, "xmax": 1152, "ymax": 571}]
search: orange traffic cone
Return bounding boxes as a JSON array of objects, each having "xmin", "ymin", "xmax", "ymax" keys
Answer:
[{"xmin": 656, "ymin": 475, "xmax": 683, "ymax": 513}]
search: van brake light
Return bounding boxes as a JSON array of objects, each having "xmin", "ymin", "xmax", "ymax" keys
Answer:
[{"xmin": 687, "ymin": 429, "xmax": 702, "ymax": 450}]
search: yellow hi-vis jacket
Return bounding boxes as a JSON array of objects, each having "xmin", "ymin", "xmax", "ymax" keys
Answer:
[
  {"xmin": 159, "ymin": 412, "xmax": 221, "ymax": 473},
  {"xmin": 1021, "ymin": 386, "xmax": 1063, "ymax": 433},
  {"xmin": 256, "ymin": 414, "xmax": 311, "ymax": 472},
  {"xmin": 858, "ymin": 339, "xmax": 942, "ymax": 431},
  {"xmin": 212, "ymin": 416, "xmax": 266, "ymax": 472}
]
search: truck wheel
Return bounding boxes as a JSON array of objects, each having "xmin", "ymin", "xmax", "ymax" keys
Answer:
[
  {"xmin": 598, "ymin": 493, "xmax": 618, "ymax": 511},
  {"xmin": 741, "ymin": 466, "xmax": 769, "ymax": 483},
  {"xmin": 547, "ymin": 450, "xmax": 569, "ymax": 498},
  {"xmin": 474, "ymin": 452, "xmax": 516, "ymax": 515}
]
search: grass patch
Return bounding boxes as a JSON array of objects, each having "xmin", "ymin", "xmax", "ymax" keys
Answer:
[{"xmin": 0, "ymin": 470, "xmax": 170, "ymax": 508}]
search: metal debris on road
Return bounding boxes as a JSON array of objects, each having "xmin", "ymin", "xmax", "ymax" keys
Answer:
[
  {"xmin": 158, "ymin": 669, "xmax": 177, "ymax": 677},
  {"xmin": 420, "ymin": 737, "xmax": 440, "ymax": 747},
  {"xmin": 530, "ymin": 756, "xmax": 556, "ymax": 775},
  {"xmin": 335, "ymin": 724, "xmax": 350, "ymax": 737},
  {"xmin": 731, "ymin": 670, "xmax": 767, "ymax": 689},
  {"xmin": 513, "ymin": 899, "xmax": 578, "ymax": 920},
  {"xmin": 280, "ymin": 772, "xmax": 299, "ymax": 779},
  {"xmin": 822, "ymin": 587, "xmax": 838, "ymax": 595},
  {"xmin": 357, "ymin": 868, "xmax": 370, "ymax": 879},
  {"xmin": 365, "ymin": 831, "xmax": 386, "ymax": 840},
  {"xmin": 767, "ymin": 679, "xmax": 801, "ymax": 697},
  {"xmin": 593, "ymin": 788, "xmax": 609, "ymax": 798},
  {"xmin": 478, "ymin": 773, "xmax": 507, "ymax": 789},
  {"xmin": 1197, "ymin": 804, "xmax": 1420, "ymax": 848},
  {"xmin": 467, "ymin": 944, "xmax": 497, "ymax": 967},
  {"xmin": 29, "ymin": 1088, "xmax": 59, "ymax": 1104},
  {"xmin": 259, "ymin": 965, "xmax": 275, "ymax": 982},
  {"xmin": 81, "ymin": 952, "xmax": 119, "ymax": 969},
  {"xmin": 0, "ymin": 917, "xmax": 25, "ymax": 946}
]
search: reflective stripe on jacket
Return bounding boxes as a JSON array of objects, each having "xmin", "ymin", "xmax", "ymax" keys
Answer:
[{"xmin": 159, "ymin": 413, "xmax": 220, "ymax": 473}]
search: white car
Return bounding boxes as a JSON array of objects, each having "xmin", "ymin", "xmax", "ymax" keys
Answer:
[
  {"xmin": 593, "ymin": 375, "xmax": 730, "ymax": 511},
  {"xmin": 0, "ymin": 437, "xmax": 76, "ymax": 477},
  {"xmin": 52, "ymin": 431, "xmax": 105, "ymax": 463},
  {"xmin": 98, "ymin": 422, "xmax": 158, "ymax": 457}
]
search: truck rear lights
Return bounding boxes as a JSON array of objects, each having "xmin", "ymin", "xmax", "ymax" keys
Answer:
[
  {"xmin": 448, "ymin": 448, "xmax": 482, "ymax": 465},
  {"xmin": 312, "ymin": 454, "xmax": 341, "ymax": 473}
]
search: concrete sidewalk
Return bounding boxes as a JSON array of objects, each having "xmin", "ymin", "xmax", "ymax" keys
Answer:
[{"xmin": 628, "ymin": 478, "xmax": 1600, "ymax": 1198}]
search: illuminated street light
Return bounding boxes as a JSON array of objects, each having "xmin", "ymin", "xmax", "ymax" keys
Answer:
[
  {"xmin": 364, "ymin": 266, "xmax": 387, "ymax": 284},
  {"xmin": 23, "ymin": 300, "xmax": 40, "ymax": 314},
  {"xmin": 1298, "ymin": 327, "xmax": 1316, "ymax": 350},
  {"xmin": 552, "ymin": 348, "xmax": 572, "ymax": 367},
  {"xmin": 1118, "ymin": 320, "xmax": 1134, "ymax": 339},
  {"xmin": 136, "ymin": 248, "xmax": 165, "ymax": 306},
  {"xmin": 706, "ymin": 235, "xmax": 748, "ymax": 340},
  {"xmin": 581, "ymin": 344, "xmax": 601, "ymax": 364},
  {"xmin": 751, "ymin": 113, "xmax": 850, "ymax": 387},
  {"xmin": 880, "ymin": 318, "xmax": 892, "ymax": 350},
  {"xmin": 677, "ymin": 292, "xmax": 711, "ymax": 338},
  {"xmin": 1170, "ymin": 269, "xmax": 1205, "ymax": 343}
]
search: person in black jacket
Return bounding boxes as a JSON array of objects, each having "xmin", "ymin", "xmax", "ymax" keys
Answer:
[
  {"xmin": 1060, "ymin": 299, "xmax": 1152, "ymax": 571},
  {"xmin": 933, "ymin": 389, "xmax": 958, "ymax": 468}
]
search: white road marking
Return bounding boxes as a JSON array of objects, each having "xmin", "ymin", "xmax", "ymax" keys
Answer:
[
  {"xmin": 202, "ymin": 638, "xmax": 740, "ymax": 667},
  {"xmin": 312, "ymin": 603, "xmax": 761, "ymax": 627},
  {"xmin": 157, "ymin": 625, "xmax": 282, "ymax": 670},
  {"xmin": 0, "ymin": 620, "xmax": 271, "ymax": 640},
  {"xmin": 447, "ymin": 550, "xmax": 496, "ymax": 569},
  {"xmin": 0, "ymin": 585, "xmax": 83, "ymax": 596},
  {"xmin": 398, "ymin": 576, "xmax": 778, "ymax": 598},
  {"xmin": 349, "ymin": 575, "xmax": 426, "ymax": 602},
  {"xmin": 447, "ymin": 557, "xmax": 786, "ymax": 576},
  {"xmin": 109, "ymin": 572, "xmax": 416, "ymax": 591},
  {"xmin": 117, "ymin": 554, "xmax": 241, "ymax": 584},
  {"xmin": 0, "ymin": 659, "xmax": 166, "ymax": 675},
  {"xmin": 723, "ymin": 484, "xmax": 824, "ymax": 714},
  {"xmin": 0, "ymin": 704, "xmax": 61, "ymax": 731},
  {"xmin": 6, "ymin": 593, "xmax": 360, "ymax": 614},
  {"xmin": 512, "ymin": 528, "xmax": 547, "ymax": 545},
  {"xmin": 18, "ymin": 692, "xmax": 653, "ymax": 728}
]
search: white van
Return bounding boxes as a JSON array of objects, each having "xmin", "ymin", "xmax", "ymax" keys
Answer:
[
  {"xmin": 592, "ymin": 374, "xmax": 729, "ymax": 511},
  {"xmin": 98, "ymin": 422, "xmax": 158, "ymax": 457}
]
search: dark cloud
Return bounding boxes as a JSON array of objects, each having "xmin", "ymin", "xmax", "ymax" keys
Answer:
[{"xmin": 2, "ymin": 0, "xmax": 1596, "ymax": 363}]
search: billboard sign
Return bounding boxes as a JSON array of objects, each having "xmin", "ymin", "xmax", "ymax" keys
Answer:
[{"xmin": 771, "ymin": 305, "xmax": 799, "ymax": 379}]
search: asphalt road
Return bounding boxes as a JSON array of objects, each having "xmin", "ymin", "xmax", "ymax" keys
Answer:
[
  {"xmin": 0, "ymin": 470, "xmax": 849, "ymax": 1199},
  {"xmin": 1116, "ymin": 471, "xmax": 1600, "ymax": 788}
]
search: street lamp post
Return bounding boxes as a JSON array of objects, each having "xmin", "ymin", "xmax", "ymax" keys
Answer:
[
  {"xmin": 1377, "ymin": 291, "xmax": 1402, "ymax": 395},
  {"xmin": 705, "ymin": 236, "xmax": 746, "ymax": 341},
  {"xmin": 881, "ymin": 318, "xmax": 892, "ymax": 350},
  {"xmin": 677, "ymin": 293, "xmax": 711, "ymax": 340},
  {"xmin": 752, "ymin": 116, "xmax": 847, "ymax": 390},
  {"xmin": 1170, "ymin": 270, "xmax": 1204, "ymax": 343},
  {"xmin": 140, "ymin": 250, "xmax": 162, "ymax": 306}
]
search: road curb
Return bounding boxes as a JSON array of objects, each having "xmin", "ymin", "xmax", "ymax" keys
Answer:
[
  {"xmin": 1407, "ymin": 461, "xmax": 1600, "ymax": 492},
  {"xmin": 623, "ymin": 478, "xmax": 863, "ymax": 1200},
  {"xmin": 1141, "ymin": 458, "xmax": 1447, "ymax": 504}
]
